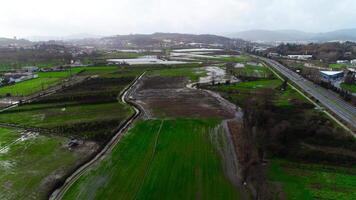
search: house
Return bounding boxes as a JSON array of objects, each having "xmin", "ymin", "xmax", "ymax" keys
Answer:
[
  {"xmin": 320, "ymin": 71, "xmax": 344, "ymax": 81},
  {"xmin": 336, "ymin": 60, "xmax": 349, "ymax": 64},
  {"xmin": 351, "ymin": 59, "xmax": 356, "ymax": 65},
  {"xmin": 267, "ymin": 52, "xmax": 280, "ymax": 58},
  {"xmin": 22, "ymin": 66, "xmax": 39, "ymax": 73},
  {"xmin": 287, "ymin": 55, "xmax": 313, "ymax": 60},
  {"xmin": 4, "ymin": 72, "xmax": 38, "ymax": 84}
]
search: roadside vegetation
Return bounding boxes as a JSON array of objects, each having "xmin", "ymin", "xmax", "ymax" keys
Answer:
[
  {"xmin": 203, "ymin": 60, "xmax": 356, "ymax": 199},
  {"xmin": 341, "ymin": 83, "xmax": 356, "ymax": 93},
  {"xmin": 329, "ymin": 63, "xmax": 348, "ymax": 69}
]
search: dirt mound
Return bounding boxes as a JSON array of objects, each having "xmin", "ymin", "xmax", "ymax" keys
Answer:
[{"xmin": 133, "ymin": 76, "xmax": 235, "ymax": 119}]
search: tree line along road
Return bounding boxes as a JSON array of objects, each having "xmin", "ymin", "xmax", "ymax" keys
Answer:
[{"xmin": 254, "ymin": 55, "xmax": 356, "ymax": 133}]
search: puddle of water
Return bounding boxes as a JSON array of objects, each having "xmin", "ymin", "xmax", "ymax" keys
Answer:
[
  {"xmin": 199, "ymin": 66, "xmax": 239, "ymax": 84},
  {"xmin": 107, "ymin": 55, "xmax": 187, "ymax": 65},
  {"xmin": 172, "ymin": 48, "xmax": 223, "ymax": 52}
]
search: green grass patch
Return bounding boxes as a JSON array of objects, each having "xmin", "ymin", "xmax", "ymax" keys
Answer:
[
  {"xmin": 329, "ymin": 63, "xmax": 348, "ymax": 69},
  {"xmin": 268, "ymin": 159, "xmax": 356, "ymax": 200},
  {"xmin": 150, "ymin": 67, "xmax": 206, "ymax": 81},
  {"xmin": 0, "ymin": 127, "xmax": 79, "ymax": 200},
  {"xmin": 0, "ymin": 70, "xmax": 82, "ymax": 97},
  {"xmin": 217, "ymin": 79, "xmax": 282, "ymax": 92},
  {"xmin": 0, "ymin": 102, "xmax": 130, "ymax": 128},
  {"xmin": 214, "ymin": 55, "xmax": 251, "ymax": 63},
  {"xmin": 340, "ymin": 83, "xmax": 356, "ymax": 93},
  {"xmin": 208, "ymin": 79, "xmax": 309, "ymax": 108},
  {"xmin": 232, "ymin": 65, "xmax": 272, "ymax": 78},
  {"xmin": 63, "ymin": 119, "xmax": 240, "ymax": 200}
]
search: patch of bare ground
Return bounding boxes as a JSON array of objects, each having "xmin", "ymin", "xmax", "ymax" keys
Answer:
[
  {"xmin": 133, "ymin": 76, "xmax": 235, "ymax": 119},
  {"xmin": 44, "ymin": 140, "xmax": 100, "ymax": 199}
]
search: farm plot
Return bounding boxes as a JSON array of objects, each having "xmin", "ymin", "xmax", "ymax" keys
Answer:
[
  {"xmin": 0, "ymin": 77, "xmax": 134, "ymax": 142},
  {"xmin": 63, "ymin": 119, "xmax": 241, "ymax": 200},
  {"xmin": 268, "ymin": 159, "xmax": 356, "ymax": 200},
  {"xmin": 206, "ymin": 79, "xmax": 308, "ymax": 108},
  {"xmin": 231, "ymin": 64, "xmax": 272, "ymax": 78},
  {"xmin": 0, "ymin": 127, "xmax": 97, "ymax": 200},
  {"xmin": 133, "ymin": 76, "xmax": 235, "ymax": 119}
]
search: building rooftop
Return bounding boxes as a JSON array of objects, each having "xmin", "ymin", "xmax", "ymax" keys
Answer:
[{"xmin": 320, "ymin": 71, "xmax": 343, "ymax": 76}]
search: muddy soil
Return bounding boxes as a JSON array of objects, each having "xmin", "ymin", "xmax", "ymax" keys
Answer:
[{"xmin": 133, "ymin": 76, "xmax": 235, "ymax": 119}]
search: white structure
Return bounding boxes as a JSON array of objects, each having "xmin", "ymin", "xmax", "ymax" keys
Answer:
[
  {"xmin": 336, "ymin": 60, "xmax": 349, "ymax": 64},
  {"xmin": 22, "ymin": 66, "xmax": 39, "ymax": 72},
  {"xmin": 287, "ymin": 55, "xmax": 313, "ymax": 60},
  {"xmin": 320, "ymin": 71, "xmax": 344, "ymax": 81},
  {"xmin": 5, "ymin": 72, "xmax": 38, "ymax": 83},
  {"xmin": 351, "ymin": 59, "xmax": 356, "ymax": 65}
]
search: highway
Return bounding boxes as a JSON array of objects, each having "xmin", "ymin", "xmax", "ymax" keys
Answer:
[{"xmin": 256, "ymin": 56, "xmax": 356, "ymax": 132}]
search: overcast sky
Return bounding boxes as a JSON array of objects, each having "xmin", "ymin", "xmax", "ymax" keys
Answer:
[{"xmin": 1, "ymin": 0, "xmax": 355, "ymax": 38}]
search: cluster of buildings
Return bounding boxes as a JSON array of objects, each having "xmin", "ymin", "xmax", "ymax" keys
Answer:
[
  {"xmin": 336, "ymin": 59, "xmax": 356, "ymax": 65},
  {"xmin": 0, "ymin": 66, "xmax": 39, "ymax": 86}
]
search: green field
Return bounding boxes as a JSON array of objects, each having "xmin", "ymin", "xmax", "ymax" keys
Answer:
[
  {"xmin": 0, "ymin": 102, "xmax": 129, "ymax": 128},
  {"xmin": 0, "ymin": 75, "xmax": 134, "ymax": 140},
  {"xmin": 0, "ymin": 68, "xmax": 138, "ymax": 199},
  {"xmin": 0, "ymin": 127, "xmax": 81, "ymax": 200},
  {"xmin": 208, "ymin": 78, "xmax": 308, "ymax": 108},
  {"xmin": 214, "ymin": 55, "xmax": 251, "ymax": 63},
  {"xmin": 217, "ymin": 79, "xmax": 282, "ymax": 92},
  {"xmin": 340, "ymin": 83, "xmax": 356, "ymax": 93},
  {"xmin": 150, "ymin": 67, "xmax": 206, "ymax": 81},
  {"xmin": 0, "ymin": 69, "xmax": 83, "ymax": 97},
  {"xmin": 63, "ymin": 119, "xmax": 240, "ymax": 200},
  {"xmin": 232, "ymin": 65, "xmax": 272, "ymax": 78},
  {"xmin": 329, "ymin": 63, "xmax": 348, "ymax": 69},
  {"xmin": 268, "ymin": 159, "xmax": 356, "ymax": 200}
]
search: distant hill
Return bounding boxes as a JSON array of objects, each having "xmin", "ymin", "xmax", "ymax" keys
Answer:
[
  {"xmin": 1, "ymin": 33, "xmax": 247, "ymax": 49},
  {"xmin": 27, "ymin": 34, "xmax": 103, "ymax": 42},
  {"xmin": 71, "ymin": 32, "xmax": 245, "ymax": 49},
  {"xmin": 312, "ymin": 29, "xmax": 356, "ymax": 42},
  {"xmin": 227, "ymin": 29, "xmax": 356, "ymax": 43},
  {"xmin": 0, "ymin": 37, "xmax": 32, "ymax": 47}
]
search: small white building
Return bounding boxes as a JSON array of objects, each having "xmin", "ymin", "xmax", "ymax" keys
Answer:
[
  {"xmin": 287, "ymin": 55, "xmax": 313, "ymax": 60},
  {"xmin": 4, "ymin": 72, "xmax": 38, "ymax": 83},
  {"xmin": 336, "ymin": 60, "xmax": 349, "ymax": 64},
  {"xmin": 351, "ymin": 59, "xmax": 356, "ymax": 65},
  {"xmin": 22, "ymin": 66, "xmax": 39, "ymax": 73},
  {"xmin": 320, "ymin": 71, "xmax": 344, "ymax": 81}
]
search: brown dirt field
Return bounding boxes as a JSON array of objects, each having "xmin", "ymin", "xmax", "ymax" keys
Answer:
[{"xmin": 133, "ymin": 76, "xmax": 235, "ymax": 119}]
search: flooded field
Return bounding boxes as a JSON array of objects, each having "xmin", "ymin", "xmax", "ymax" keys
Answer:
[
  {"xmin": 199, "ymin": 66, "xmax": 239, "ymax": 84},
  {"xmin": 107, "ymin": 56, "xmax": 187, "ymax": 65},
  {"xmin": 172, "ymin": 48, "xmax": 223, "ymax": 52}
]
